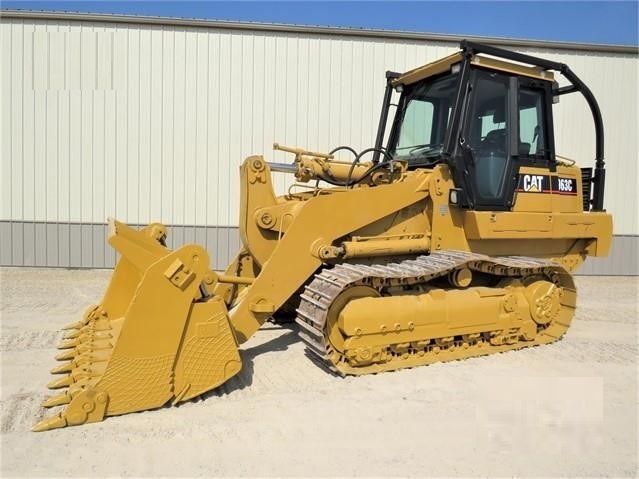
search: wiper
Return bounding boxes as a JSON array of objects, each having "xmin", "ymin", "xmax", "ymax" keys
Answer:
[
  {"xmin": 395, "ymin": 143, "xmax": 436, "ymax": 155},
  {"xmin": 393, "ymin": 143, "xmax": 443, "ymax": 163},
  {"xmin": 408, "ymin": 143, "xmax": 442, "ymax": 157},
  {"xmin": 408, "ymin": 149, "xmax": 444, "ymax": 168}
]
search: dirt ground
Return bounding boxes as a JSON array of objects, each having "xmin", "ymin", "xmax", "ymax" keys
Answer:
[{"xmin": 0, "ymin": 268, "xmax": 637, "ymax": 477}]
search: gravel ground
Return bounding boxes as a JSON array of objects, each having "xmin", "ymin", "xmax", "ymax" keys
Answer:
[{"xmin": 0, "ymin": 268, "xmax": 637, "ymax": 477}]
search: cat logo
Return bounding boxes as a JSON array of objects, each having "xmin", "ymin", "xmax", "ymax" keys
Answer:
[{"xmin": 523, "ymin": 174, "xmax": 545, "ymax": 192}]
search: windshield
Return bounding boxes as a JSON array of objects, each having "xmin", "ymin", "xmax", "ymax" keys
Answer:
[{"xmin": 390, "ymin": 73, "xmax": 459, "ymax": 165}]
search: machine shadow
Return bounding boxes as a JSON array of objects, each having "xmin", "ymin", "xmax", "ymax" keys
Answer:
[{"xmin": 197, "ymin": 323, "xmax": 300, "ymax": 402}]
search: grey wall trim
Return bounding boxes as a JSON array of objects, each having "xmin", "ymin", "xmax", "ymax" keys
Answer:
[
  {"xmin": 577, "ymin": 235, "xmax": 638, "ymax": 276},
  {"xmin": 0, "ymin": 221, "xmax": 241, "ymax": 271},
  {"xmin": 0, "ymin": 221, "xmax": 637, "ymax": 275},
  {"xmin": 1, "ymin": 9, "xmax": 637, "ymax": 55}
]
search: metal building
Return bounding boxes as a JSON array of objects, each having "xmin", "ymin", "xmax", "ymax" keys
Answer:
[{"xmin": 1, "ymin": 11, "xmax": 637, "ymax": 273}]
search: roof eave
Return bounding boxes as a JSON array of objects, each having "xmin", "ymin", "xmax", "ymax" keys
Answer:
[{"xmin": 1, "ymin": 9, "xmax": 637, "ymax": 55}]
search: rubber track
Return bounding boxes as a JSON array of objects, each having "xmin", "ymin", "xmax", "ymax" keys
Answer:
[{"xmin": 295, "ymin": 250, "xmax": 575, "ymax": 375}]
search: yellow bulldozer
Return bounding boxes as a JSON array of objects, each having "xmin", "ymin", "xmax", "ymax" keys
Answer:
[{"xmin": 34, "ymin": 41, "xmax": 612, "ymax": 431}]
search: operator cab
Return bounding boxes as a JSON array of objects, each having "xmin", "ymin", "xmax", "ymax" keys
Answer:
[
  {"xmin": 385, "ymin": 47, "xmax": 556, "ymax": 211},
  {"xmin": 378, "ymin": 41, "xmax": 605, "ymax": 212}
]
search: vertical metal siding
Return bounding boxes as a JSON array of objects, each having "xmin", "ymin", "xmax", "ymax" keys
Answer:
[
  {"xmin": 0, "ymin": 18, "xmax": 637, "ymax": 272},
  {"xmin": 578, "ymin": 236, "xmax": 638, "ymax": 276}
]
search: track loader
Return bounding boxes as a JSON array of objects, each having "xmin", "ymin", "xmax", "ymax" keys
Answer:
[{"xmin": 34, "ymin": 41, "xmax": 612, "ymax": 431}]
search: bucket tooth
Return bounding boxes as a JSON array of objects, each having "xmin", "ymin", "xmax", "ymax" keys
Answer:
[
  {"xmin": 33, "ymin": 386, "xmax": 109, "ymax": 432},
  {"xmin": 61, "ymin": 317, "xmax": 92, "ymax": 330},
  {"xmin": 63, "ymin": 355, "xmax": 96, "ymax": 370},
  {"xmin": 57, "ymin": 339, "xmax": 80, "ymax": 350},
  {"xmin": 58, "ymin": 340, "xmax": 111, "ymax": 360},
  {"xmin": 61, "ymin": 327, "xmax": 80, "ymax": 337},
  {"xmin": 47, "ymin": 376, "xmax": 73, "ymax": 389},
  {"xmin": 50, "ymin": 362, "xmax": 74, "ymax": 374},
  {"xmin": 63, "ymin": 329, "xmax": 81, "ymax": 340},
  {"xmin": 55, "ymin": 350, "xmax": 77, "ymax": 361},
  {"xmin": 32, "ymin": 414, "xmax": 68, "ymax": 432},
  {"xmin": 54, "ymin": 344, "xmax": 110, "ymax": 361},
  {"xmin": 62, "ymin": 331, "xmax": 112, "ymax": 346},
  {"xmin": 61, "ymin": 305, "xmax": 102, "ymax": 331},
  {"xmin": 58, "ymin": 333, "xmax": 106, "ymax": 348},
  {"xmin": 61, "ymin": 321, "xmax": 83, "ymax": 331},
  {"xmin": 42, "ymin": 392, "xmax": 71, "ymax": 408}
]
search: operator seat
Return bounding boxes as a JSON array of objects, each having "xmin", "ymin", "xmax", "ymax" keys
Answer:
[
  {"xmin": 481, "ymin": 128, "xmax": 507, "ymax": 151},
  {"xmin": 476, "ymin": 128, "xmax": 508, "ymax": 198}
]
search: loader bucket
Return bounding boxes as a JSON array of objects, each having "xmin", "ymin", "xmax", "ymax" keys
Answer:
[{"xmin": 33, "ymin": 219, "xmax": 242, "ymax": 432}]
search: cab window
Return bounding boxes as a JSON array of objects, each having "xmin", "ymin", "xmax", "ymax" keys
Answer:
[
  {"xmin": 390, "ymin": 73, "xmax": 459, "ymax": 166},
  {"xmin": 397, "ymin": 100, "xmax": 435, "ymax": 151},
  {"xmin": 519, "ymin": 88, "xmax": 547, "ymax": 157}
]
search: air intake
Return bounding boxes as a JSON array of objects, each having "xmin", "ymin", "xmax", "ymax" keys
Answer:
[{"xmin": 581, "ymin": 167, "xmax": 593, "ymax": 211}]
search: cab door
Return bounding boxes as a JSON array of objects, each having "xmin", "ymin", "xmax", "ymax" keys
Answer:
[
  {"xmin": 454, "ymin": 68, "xmax": 556, "ymax": 211},
  {"xmin": 459, "ymin": 69, "xmax": 519, "ymax": 210}
]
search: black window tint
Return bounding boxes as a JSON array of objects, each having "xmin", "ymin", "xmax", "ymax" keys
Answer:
[{"xmin": 466, "ymin": 72, "xmax": 510, "ymax": 200}]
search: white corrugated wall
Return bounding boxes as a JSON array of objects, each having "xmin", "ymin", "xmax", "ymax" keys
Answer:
[{"xmin": 1, "ymin": 15, "xmax": 637, "ymax": 272}]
